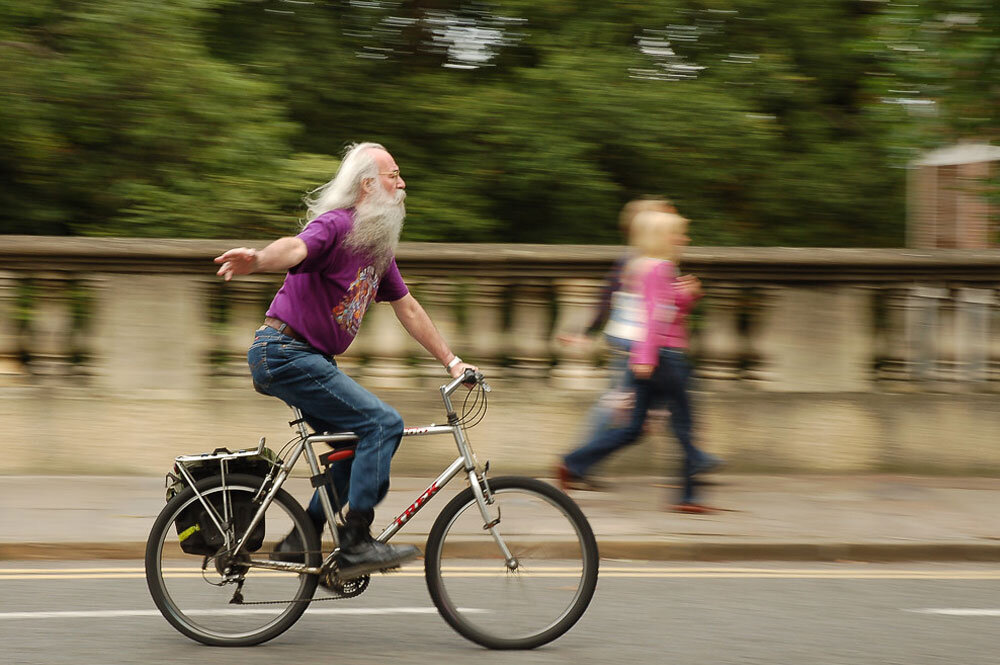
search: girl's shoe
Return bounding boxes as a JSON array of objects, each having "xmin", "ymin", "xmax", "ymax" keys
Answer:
[
  {"xmin": 670, "ymin": 502, "xmax": 717, "ymax": 514},
  {"xmin": 556, "ymin": 464, "xmax": 606, "ymax": 492}
]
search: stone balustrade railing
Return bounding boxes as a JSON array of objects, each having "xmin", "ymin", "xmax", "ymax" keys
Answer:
[
  {"xmin": 3, "ymin": 238, "xmax": 1000, "ymax": 476},
  {"xmin": 2, "ymin": 238, "xmax": 999, "ymax": 394}
]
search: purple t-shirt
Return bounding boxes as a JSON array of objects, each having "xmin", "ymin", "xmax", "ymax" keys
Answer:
[{"xmin": 265, "ymin": 209, "xmax": 409, "ymax": 355}]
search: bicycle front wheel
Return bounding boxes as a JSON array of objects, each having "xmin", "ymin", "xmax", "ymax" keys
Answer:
[
  {"xmin": 425, "ymin": 476, "xmax": 599, "ymax": 650},
  {"xmin": 145, "ymin": 473, "xmax": 320, "ymax": 646}
]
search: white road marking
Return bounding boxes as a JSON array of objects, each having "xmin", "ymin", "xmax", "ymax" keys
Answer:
[
  {"xmin": 0, "ymin": 607, "xmax": 485, "ymax": 620},
  {"xmin": 906, "ymin": 609, "xmax": 1000, "ymax": 617}
]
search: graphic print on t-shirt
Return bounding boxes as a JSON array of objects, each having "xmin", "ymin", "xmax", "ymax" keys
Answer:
[{"xmin": 332, "ymin": 266, "xmax": 380, "ymax": 336}]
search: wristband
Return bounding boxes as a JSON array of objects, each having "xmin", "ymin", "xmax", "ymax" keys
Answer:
[{"xmin": 446, "ymin": 356, "xmax": 462, "ymax": 371}]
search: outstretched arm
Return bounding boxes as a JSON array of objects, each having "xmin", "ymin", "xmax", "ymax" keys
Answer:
[
  {"xmin": 390, "ymin": 293, "xmax": 477, "ymax": 379},
  {"xmin": 214, "ymin": 237, "xmax": 308, "ymax": 281}
]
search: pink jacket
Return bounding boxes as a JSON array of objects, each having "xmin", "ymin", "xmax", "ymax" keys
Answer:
[{"xmin": 630, "ymin": 259, "xmax": 699, "ymax": 366}]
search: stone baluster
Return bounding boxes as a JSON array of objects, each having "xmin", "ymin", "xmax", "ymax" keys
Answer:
[
  {"xmin": 25, "ymin": 273, "xmax": 75, "ymax": 379},
  {"xmin": 220, "ymin": 277, "xmax": 271, "ymax": 381},
  {"xmin": 464, "ymin": 277, "xmax": 507, "ymax": 378},
  {"xmin": 551, "ymin": 278, "xmax": 605, "ymax": 390},
  {"xmin": 744, "ymin": 285, "xmax": 778, "ymax": 385},
  {"xmin": 508, "ymin": 279, "xmax": 553, "ymax": 380},
  {"xmin": 67, "ymin": 276, "xmax": 100, "ymax": 383},
  {"xmin": 936, "ymin": 292, "xmax": 959, "ymax": 383},
  {"xmin": 990, "ymin": 288, "xmax": 1000, "ymax": 386},
  {"xmin": 955, "ymin": 287, "xmax": 994, "ymax": 385},
  {"xmin": 0, "ymin": 271, "xmax": 25, "ymax": 383},
  {"xmin": 876, "ymin": 286, "xmax": 911, "ymax": 387},
  {"xmin": 360, "ymin": 301, "xmax": 417, "ymax": 389},
  {"xmin": 412, "ymin": 277, "xmax": 460, "ymax": 383},
  {"xmin": 750, "ymin": 284, "xmax": 874, "ymax": 392},
  {"xmin": 907, "ymin": 285, "xmax": 948, "ymax": 382},
  {"xmin": 90, "ymin": 273, "xmax": 211, "ymax": 397},
  {"xmin": 695, "ymin": 282, "xmax": 744, "ymax": 386}
]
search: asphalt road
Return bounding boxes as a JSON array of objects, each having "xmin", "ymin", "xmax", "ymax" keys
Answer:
[{"xmin": 2, "ymin": 560, "xmax": 998, "ymax": 665}]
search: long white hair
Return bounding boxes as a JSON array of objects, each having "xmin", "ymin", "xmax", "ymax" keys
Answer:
[{"xmin": 303, "ymin": 141, "xmax": 385, "ymax": 222}]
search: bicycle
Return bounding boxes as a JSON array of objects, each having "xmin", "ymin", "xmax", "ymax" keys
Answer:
[{"xmin": 145, "ymin": 369, "xmax": 599, "ymax": 650}]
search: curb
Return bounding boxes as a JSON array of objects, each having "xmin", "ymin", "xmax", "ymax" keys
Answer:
[
  {"xmin": 595, "ymin": 541, "xmax": 1000, "ymax": 563},
  {"xmin": 3, "ymin": 540, "xmax": 1000, "ymax": 562}
]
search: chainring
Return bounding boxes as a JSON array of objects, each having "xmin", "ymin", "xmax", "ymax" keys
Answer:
[{"xmin": 320, "ymin": 572, "xmax": 371, "ymax": 598}]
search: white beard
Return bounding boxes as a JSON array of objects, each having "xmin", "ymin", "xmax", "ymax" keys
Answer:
[{"xmin": 345, "ymin": 186, "xmax": 406, "ymax": 272}]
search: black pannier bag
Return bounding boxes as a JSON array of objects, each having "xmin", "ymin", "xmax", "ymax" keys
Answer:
[{"xmin": 165, "ymin": 448, "xmax": 278, "ymax": 556}]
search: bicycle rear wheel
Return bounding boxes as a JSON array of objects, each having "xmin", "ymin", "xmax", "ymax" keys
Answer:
[
  {"xmin": 424, "ymin": 476, "xmax": 599, "ymax": 649},
  {"xmin": 145, "ymin": 473, "xmax": 320, "ymax": 646}
]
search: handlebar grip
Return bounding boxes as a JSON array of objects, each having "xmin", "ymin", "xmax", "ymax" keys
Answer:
[{"xmin": 462, "ymin": 368, "xmax": 492, "ymax": 393}]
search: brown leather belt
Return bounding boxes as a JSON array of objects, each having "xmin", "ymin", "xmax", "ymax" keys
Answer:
[{"xmin": 263, "ymin": 316, "xmax": 306, "ymax": 343}]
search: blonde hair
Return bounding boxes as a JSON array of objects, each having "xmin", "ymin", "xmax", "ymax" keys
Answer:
[
  {"xmin": 619, "ymin": 198, "xmax": 676, "ymax": 237},
  {"xmin": 631, "ymin": 211, "xmax": 688, "ymax": 262}
]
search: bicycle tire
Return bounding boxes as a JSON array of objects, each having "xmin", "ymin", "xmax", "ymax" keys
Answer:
[
  {"xmin": 424, "ymin": 476, "xmax": 599, "ymax": 650},
  {"xmin": 145, "ymin": 473, "xmax": 320, "ymax": 646}
]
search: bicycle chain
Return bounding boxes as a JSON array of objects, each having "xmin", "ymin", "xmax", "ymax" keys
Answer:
[
  {"xmin": 229, "ymin": 590, "xmax": 358, "ymax": 606},
  {"xmin": 225, "ymin": 577, "xmax": 371, "ymax": 605}
]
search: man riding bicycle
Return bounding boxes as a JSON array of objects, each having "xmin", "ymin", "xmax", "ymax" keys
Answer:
[{"xmin": 214, "ymin": 141, "xmax": 476, "ymax": 578}]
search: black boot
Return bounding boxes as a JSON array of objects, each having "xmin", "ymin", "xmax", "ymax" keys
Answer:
[{"xmin": 336, "ymin": 510, "xmax": 419, "ymax": 579}]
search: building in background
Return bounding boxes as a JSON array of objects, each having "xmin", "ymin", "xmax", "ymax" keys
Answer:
[{"xmin": 908, "ymin": 143, "xmax": 1000, "ymax": 248}]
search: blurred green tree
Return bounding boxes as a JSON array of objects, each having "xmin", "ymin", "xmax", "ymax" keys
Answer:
[
  {"xmin": 203, "ymin": 0, "xmax": 911, "ymax": 245},
  {"xmin": 0, "ymin": 0, "xmax": 330, "ymax": 237},
  {"xmin": 3, "ymin": 0, "xmax": 993, "ymax": 245},
  {"xmin": 866, "ymin": 0, "xmax": 999, "ymax": 212}
]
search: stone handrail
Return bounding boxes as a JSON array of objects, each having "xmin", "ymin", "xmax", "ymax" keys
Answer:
[
  {"xmin": 4, "ymin": 235, "xmax": 1000, "ymax": 275},
  {"xmin": 2, "ymin": 238, "xmax": 1000, "ymax": 391}
]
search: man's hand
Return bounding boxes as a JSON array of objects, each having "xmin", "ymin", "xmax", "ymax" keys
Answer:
[
  {"xmin": 449, "ymin": 360, "xmax": 479, "ymax": 381},
  {"xmin": 676, "ymin": 274, "xmax": 702, "ymax": 298},
  {"xmin": 631, "ymin": 363, "xmax": 655, "ymax": 380},
  {"xmin": 214, "ymin": 248, "xmax": 258, "ymax": 281},
  {"xmin": 214, "ymin": 237, "xmax": 307, "ymax": 280}
]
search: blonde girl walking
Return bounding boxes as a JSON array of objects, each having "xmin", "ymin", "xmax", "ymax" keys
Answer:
[{"xmin": 561, "ymin": 210, "xmax": 720, "ymax": 512}]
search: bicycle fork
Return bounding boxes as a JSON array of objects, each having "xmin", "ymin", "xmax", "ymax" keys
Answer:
[{"xmin": 467, "ymin": 466, "xmax": 519, "ymax": 571}]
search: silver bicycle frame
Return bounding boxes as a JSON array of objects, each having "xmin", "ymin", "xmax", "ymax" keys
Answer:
[{"xmin": 204, "ymin": 371, "xmax": 514, "ymax": 572}]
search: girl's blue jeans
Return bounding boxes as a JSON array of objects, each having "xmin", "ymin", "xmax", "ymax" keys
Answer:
[{"xmin": 564, "ymin": 348, "xmax": 701, "ymax": 503}]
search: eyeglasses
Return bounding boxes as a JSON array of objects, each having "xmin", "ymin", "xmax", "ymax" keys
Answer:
[{"xmin": 379, "ymin": 170, "xmax": 400, "ymax": 179}]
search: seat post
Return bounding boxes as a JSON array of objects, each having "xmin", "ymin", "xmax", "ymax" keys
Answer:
[{"xmin": 289, "ymin": 406, "xmax": 311, "ymax": 439}]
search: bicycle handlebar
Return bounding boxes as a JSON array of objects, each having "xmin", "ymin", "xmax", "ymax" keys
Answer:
[{"xmin": 443, "ymin": 368, "xmax": 491, "ymax": 395}]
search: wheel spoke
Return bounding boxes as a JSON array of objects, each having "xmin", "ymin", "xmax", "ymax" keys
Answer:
[
  {"xmin": 145, "ymin": 474, "xmax": 319, "ymax": 646},
  {"xmin": 425, "ymin": 477, "xmax": 598, "ymax": 649}
]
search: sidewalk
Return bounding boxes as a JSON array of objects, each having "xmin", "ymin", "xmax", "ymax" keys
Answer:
[{"xmin": 1, "ymin": 474, "xmax": 999, "ymax": 561}]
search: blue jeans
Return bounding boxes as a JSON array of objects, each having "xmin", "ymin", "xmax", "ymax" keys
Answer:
[
  {"xmin": 247, "ymin": 326, "xmax": 404, "ymax": 524},
  {"xmin": 564, "ymin": 348, "xmax": 702, "ymax": 503},
  {"xmin": 578, "ymin": 336, "xmax": 632, "ymax": 441}
]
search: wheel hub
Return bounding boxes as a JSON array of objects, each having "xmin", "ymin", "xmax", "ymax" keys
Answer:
[{"xmin": 212, "ymin": 549, "xmax": 251, "ymax": 580}]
